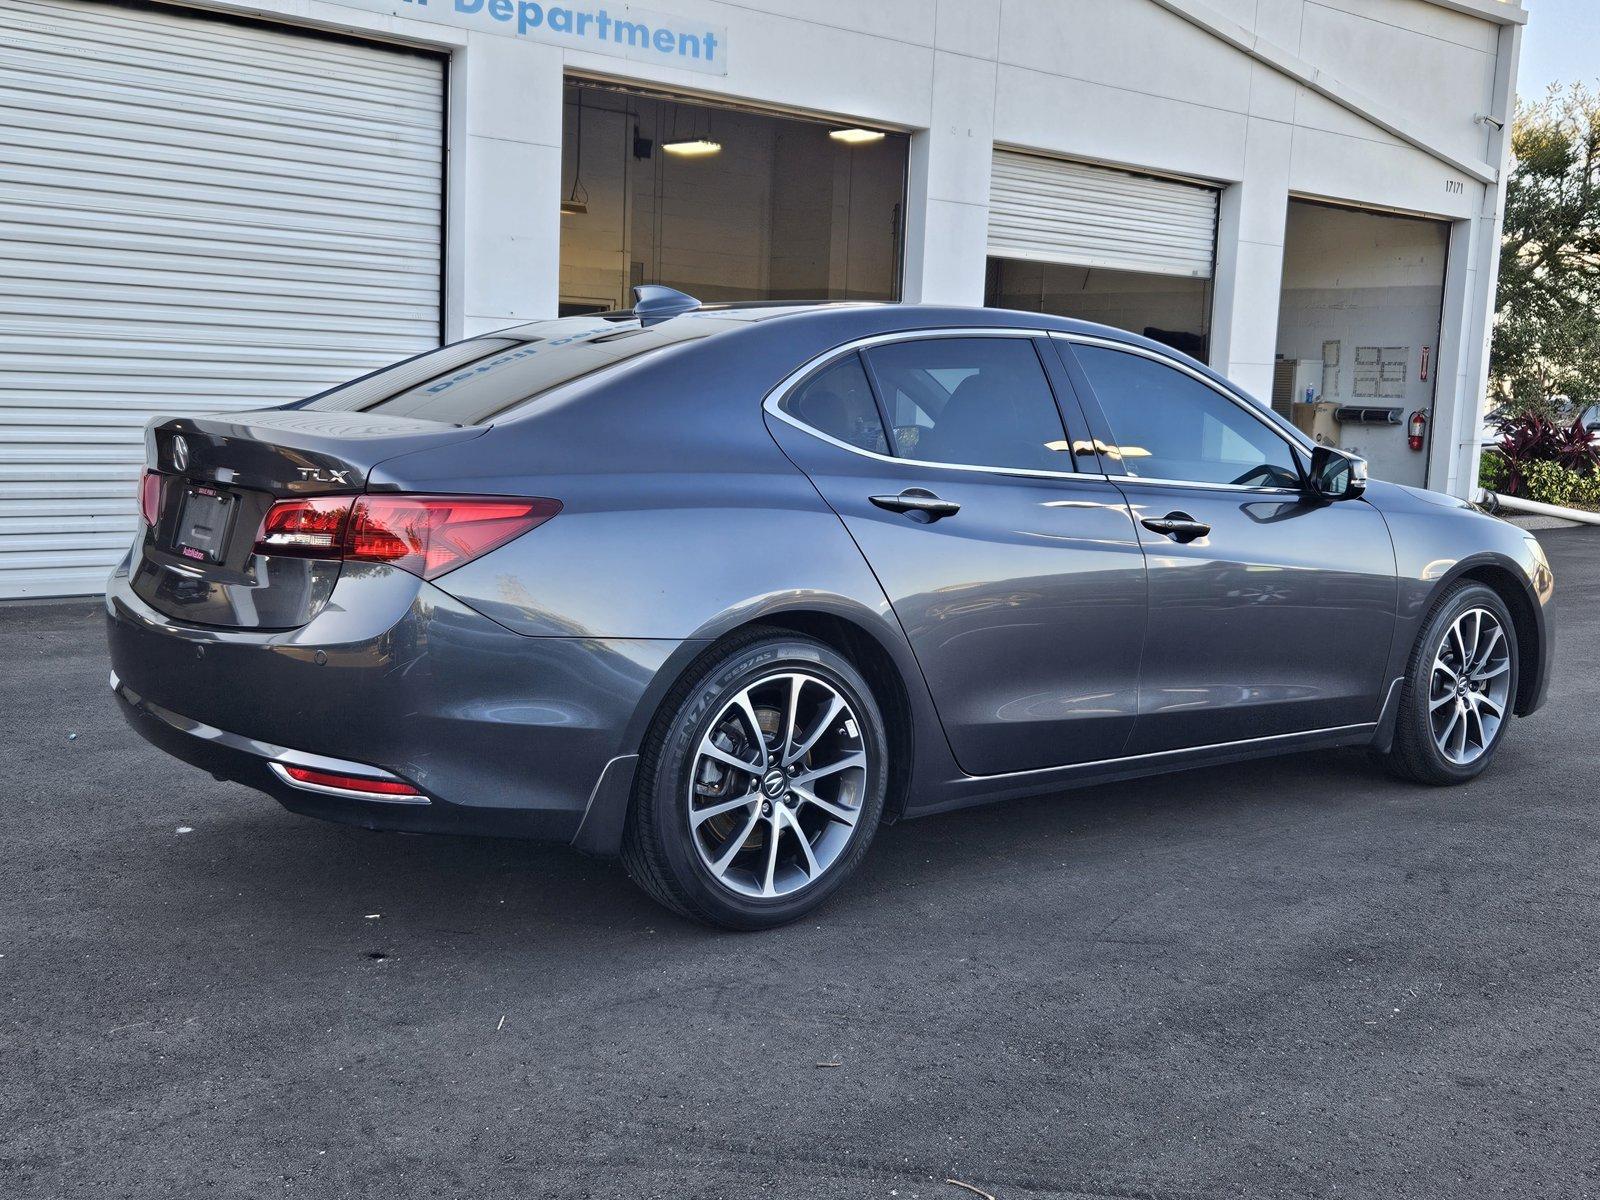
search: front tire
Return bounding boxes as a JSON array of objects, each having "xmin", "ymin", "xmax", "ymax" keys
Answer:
[
  {"xmin": 622, "ymin": 628, "xmax": 888, "ymax": 929},
  {"xmin": 1380, "ymin": 581, "xmax": 1519, "ymax": 785}
]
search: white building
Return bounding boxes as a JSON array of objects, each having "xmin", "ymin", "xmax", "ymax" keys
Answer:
[{"xmin": 0, "ymin": 0, "xmax": 1524, "ymax": 598}]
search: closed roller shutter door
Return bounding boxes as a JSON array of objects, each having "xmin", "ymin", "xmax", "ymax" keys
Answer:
[
  {"xmin": 0, "ymin": 0, "xmax": 445, "ymax": 598},
  {"xmin": 988, "ymin": 151, "xmax": 1217, "ymax": 279}
]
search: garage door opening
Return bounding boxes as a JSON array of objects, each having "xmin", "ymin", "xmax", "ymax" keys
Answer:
[
  {"xmin": 983, "ymin": 152, "xmax": 1217, "ymax": 362},
  {"xmin": 559, "ymin": 80, "xmax": 908, "ymax": 313},
  {"xmin": 1274, "ymin": 200, "xmax": 1448, "ymax": 488},
  {"xmin": 985, "ymin": 260, "xmax": 1212, "ymax": 362}
]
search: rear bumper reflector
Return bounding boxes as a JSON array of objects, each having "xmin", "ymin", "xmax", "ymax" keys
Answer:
[{"xmin": 268, "ymin": 761, "xmax": 429, "ymax": 804}]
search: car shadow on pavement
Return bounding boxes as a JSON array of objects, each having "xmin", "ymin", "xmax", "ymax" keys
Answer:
[{"xmin": 138, "ymin": 739, "xmax": 1412, "ymax": 952}]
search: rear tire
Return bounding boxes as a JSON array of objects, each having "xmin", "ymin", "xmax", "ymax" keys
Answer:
[
  {"xmin": 1380, "ymin": 581, "xmax": 1519, "ymax": 786},
  {"xmin": 622, "ymin": 628, "xmax": 888, "ymax": 930}
]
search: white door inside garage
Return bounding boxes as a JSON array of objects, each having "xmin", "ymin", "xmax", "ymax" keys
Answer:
[
  {"xmin": 985, "ymin": 151, "xmax": 1218, "ymax": 363},
  {"xmin": 0, "ymin": 0, "xmax": 445, "ymax": 598}
]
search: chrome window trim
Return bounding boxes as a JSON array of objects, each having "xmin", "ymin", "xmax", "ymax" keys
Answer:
[
  {"xmin": 1053, "ymin": 331, "xmax": 1318, "ymax": 494},
  {"xmin": 762, "ymin": 327, "xmax": 1101, "ymax": 483},
  {"xmin": 1100, "ymin": 474, "xmax": 1302, "ymax": 495},
  {"xmin": 765, "ymin": 325, "xmax": 1318, "ymax": 496}
]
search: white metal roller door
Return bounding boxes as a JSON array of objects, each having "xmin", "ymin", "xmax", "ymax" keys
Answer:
[
  {"xmin": 0, "ymin": 0, "xmax": 445, "ymax": 598},
  {"xmin": 988, "ymin": 151, "xmax": 1217, "ymax": 279}
]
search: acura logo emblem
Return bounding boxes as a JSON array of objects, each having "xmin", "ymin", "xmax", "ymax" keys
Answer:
[{"xmin": 171, "ymin": 435, "xmax": 190, "ymax": 472}]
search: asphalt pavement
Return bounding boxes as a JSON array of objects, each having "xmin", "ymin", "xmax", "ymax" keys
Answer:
[{"xmin": 3, "ymin": 528, "xmax": 1598, "ymax": 1199}]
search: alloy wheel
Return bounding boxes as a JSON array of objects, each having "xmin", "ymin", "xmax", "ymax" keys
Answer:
[
  {"xmin": 687, "ymin": 671, "xmax": 868, "ymax": 898},
  {"xmin": 1429, "ymin": 607, "xmax": 1512, "ymax": 766}
]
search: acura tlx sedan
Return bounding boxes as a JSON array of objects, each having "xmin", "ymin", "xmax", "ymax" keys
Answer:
[{"xmin": 107, "ymin": 289, "xmax": 1554, "ymax": 929}]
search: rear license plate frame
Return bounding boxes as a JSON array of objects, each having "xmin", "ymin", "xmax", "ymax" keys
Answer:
[{"xmin": 172, "ymin": 485, "xmax": 238, "ymax": 565}]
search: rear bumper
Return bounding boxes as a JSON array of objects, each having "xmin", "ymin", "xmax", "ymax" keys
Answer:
[{"xmin": 105, "ymin": 559, "xmax": 679, "ymax": 847}]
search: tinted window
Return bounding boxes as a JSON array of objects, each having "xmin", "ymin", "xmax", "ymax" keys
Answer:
[
  {"xmin": 1075, "ymin": 345, "xmax": 1301, "ymax": 487},
  {"xmin": 864, "ymin": 338, "xmax": 1072, "ymax": 473},
  {"xmin": 300, "ymin": 317, "xmax": 720, "ymax": 425},
  {"xmin": 782, "ymin": 354, "xmax": 890, "ymax": 454}
]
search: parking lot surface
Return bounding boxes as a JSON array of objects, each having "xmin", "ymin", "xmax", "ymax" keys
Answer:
[{"xmin": 3, "ymin": 529, "xmax": 1598, "ymax": 1200}]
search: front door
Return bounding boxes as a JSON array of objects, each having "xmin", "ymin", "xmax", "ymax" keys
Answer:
[
  {"xmin": 765, "ymin": 333, "xmax": 1148, "ymax": 776},
  {"xmin": 1060, "ymin": 338, "xmax": 1398, "ymax": 755}
]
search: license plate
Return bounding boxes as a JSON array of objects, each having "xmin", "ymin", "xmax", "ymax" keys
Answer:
[{"xmin": 173, "ymin": 486, "xmax": 237, "ymax": 564}]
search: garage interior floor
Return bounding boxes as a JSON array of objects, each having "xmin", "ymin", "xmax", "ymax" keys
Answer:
[{"xmin": 2, "ymin": 528, "xmax": 1597, "ymax": 1200}]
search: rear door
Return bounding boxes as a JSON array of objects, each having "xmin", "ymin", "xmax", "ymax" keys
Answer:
[
  {"xmin": 1057, "ymin": 336, "xmax": 1398, "ymax": 754},
  {"xmin": 764, "ymin": 331, "xmax": 1147, "ymax": 776}
]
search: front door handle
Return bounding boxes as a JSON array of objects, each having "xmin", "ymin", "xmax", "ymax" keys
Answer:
[
  {"xmin": 869, "ymin": 489, "xmax": 961, "ymax": 522},
  {"xmin": 1140, "ymin": 511, "xmax": 1211, "ymax": 543}
]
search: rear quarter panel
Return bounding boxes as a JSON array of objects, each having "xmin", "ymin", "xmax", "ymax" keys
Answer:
[{"xmin": 372, "ymin": 312, "xmax": 970, "ymax": 808}]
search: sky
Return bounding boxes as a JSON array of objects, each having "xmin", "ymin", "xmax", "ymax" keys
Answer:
[{"xmin": 1518, "ymin": 0, "xmax": 1599, "ymax": 99}]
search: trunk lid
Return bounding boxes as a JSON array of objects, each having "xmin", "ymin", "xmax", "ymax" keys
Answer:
[
  {"xmin": 150, "ymin": 409, "xmax": 485, "ymax": 496},
  {"xmin": 132, "ymin": 410, "xmax": 486, "ymax": 629}
]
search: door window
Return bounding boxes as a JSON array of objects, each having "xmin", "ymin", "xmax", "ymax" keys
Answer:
[
  {"xmin": 1074, "ymin": 345, "xmax": 1301, "ymax": 488},
  {"xmin": 780, "ymin": 353, "xmax": 890, "ymax": 454},
  {"xmin": 863, "ymin": 338, "xmax": 1072, "ymax": 473}
]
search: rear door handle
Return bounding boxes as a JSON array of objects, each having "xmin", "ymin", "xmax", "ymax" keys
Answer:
[
  {"xmin": 869, "ymin": 489, "xmax": 961, "ymax": 522},
  {"xmin": 1140, "ymin": 511, "xmax": 1211, "ymax": 543}
]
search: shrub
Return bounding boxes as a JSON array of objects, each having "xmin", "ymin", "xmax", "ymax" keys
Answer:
[
  {"xmin": 1516, "ymin": 459, "xmax": 1600, "ymax": 510},
  {"xmin": 1575, "ymin": 469, "xmax": 1600, "ymax": 511},
  {"xmin": 1521, "ymin": 459, "xmax": 1582, "ymax": 506},
  {"xmin": 1487, "ymin": 409, "xmax": 1600, "ymax": 500},
  {"xmin": 1479, "ymin": 451, "xmax": 1508, "ymax": 493}
]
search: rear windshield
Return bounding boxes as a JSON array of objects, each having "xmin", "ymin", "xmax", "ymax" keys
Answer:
[{"xmin": 296, "ymin": 317, "xmax": 718, "ymax": 425}]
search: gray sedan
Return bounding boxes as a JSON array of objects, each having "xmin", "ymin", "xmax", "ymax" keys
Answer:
[{"xmin": 107, "ymin": 291, "xmax": 1554, "ymax": 929}]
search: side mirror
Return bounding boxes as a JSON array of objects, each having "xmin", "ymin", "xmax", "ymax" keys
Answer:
[{"xmin": 1308, "ymin": 445, "xmax": 1367, "ymax": 502}]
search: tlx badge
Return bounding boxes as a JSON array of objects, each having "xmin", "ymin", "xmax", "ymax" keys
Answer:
[{"xmin": 295, "ymin": 467, "xmax": 350, "ymax": 484}]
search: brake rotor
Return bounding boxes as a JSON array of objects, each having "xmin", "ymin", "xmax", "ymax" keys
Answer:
[{"xmin": 695, "ymin": 704, "xmax": 785, "ymax": 849}]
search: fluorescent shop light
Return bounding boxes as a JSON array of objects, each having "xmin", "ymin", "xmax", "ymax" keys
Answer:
[
  {"xmin": 662, "ymin": 138, "xmax": 722, "ymax": 156},
  {"xmin": 830, "ymin": 128, "xmax": 886, "ymax": 144}
]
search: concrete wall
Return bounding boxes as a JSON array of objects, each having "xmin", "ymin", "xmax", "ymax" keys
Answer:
[{"xmin": 156, "ymin": 0, "xmax": 1523, "ymax": 498}]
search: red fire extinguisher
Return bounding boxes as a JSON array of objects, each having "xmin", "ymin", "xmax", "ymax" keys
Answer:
[{"xmin": 1407, "ymin": 409, "xmax": 1427, "ymax": 452}]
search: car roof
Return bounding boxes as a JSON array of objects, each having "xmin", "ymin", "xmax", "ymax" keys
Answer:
[
  {"xmin": 668, "ymin": 300, "xmax": 1221, "ymax": 385},
  {"xmin": 529, "ymin": 300, "xmax": 1197, "ymax": 361},
  {"xmin": 482, "ymin": 299, "xmax": 1268, "ymax": 434}
]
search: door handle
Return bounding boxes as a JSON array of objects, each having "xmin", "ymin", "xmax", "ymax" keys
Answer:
[
  {"xmin": 869, "ymin": 489, "xmax": 961, "ymax": 522},
  {"xmin": 1140, "ymin": 511, "xmax": 1211, "ymax": 543}
]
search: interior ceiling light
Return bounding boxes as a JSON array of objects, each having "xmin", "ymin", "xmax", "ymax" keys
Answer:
[
  {"xmin": 830, "ymin": 128, "xmax": 886, "ymax": 144},
  {"xmin": 662, "ymin": 138, "xmax": 722, "ymax": 156}
]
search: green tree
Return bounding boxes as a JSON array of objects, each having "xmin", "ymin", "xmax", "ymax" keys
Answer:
[{"xmin": 1491, "ymin": 84, "xmax": 1600, "ymax": 421}]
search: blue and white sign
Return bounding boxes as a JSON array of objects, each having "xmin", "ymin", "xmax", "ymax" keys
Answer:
[{"xmin": 327, "ymin": 0, "xmax": 727, "ymax": 74}]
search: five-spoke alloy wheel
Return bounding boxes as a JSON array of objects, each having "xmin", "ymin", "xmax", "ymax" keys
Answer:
[
  {"xmin": 1381, "ymin": 581, "xmax": 1519, "ymax": 785},
  {"xmin": 623, "ymin": 629, "xmax": 888, "ymax": 929}
]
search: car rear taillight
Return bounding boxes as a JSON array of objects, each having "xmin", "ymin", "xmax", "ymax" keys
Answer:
[
  {"xmin": 253, "ymin": 494, "xmax": 559, "ymax": 580},
  {"xmin": 139, "ymin": 470, "xmax": 163, "ymax": 527},
  {"xmin": 345, "ymin": 496, "xmax": 561, "ymax": 580},
  {"xmin": 256, "ymin": 496, "xmax": 354, "ymax": 556}
]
